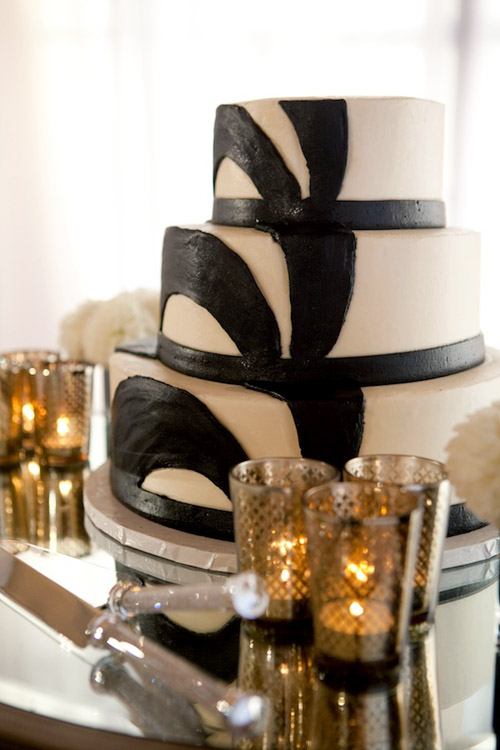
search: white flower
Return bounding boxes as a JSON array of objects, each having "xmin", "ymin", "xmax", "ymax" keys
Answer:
[
  {"xmin": 446, "ymin": 401, "xmax": 500, "ymax": 529},
  {"xmin": 59, "ymin": 289, "xmax": 159, "ymax": 367},
  {"xmin": 59, "ymin": 300, "xmax": 104, "ymax": 360}
]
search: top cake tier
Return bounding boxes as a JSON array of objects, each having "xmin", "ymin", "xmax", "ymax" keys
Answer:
[{"xmin": 212, "ymin": 97, "xmax": 445, "ymax": 229}]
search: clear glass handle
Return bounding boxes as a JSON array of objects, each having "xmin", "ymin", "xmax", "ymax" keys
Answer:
[
  {"xmin": 108, "ymin": 570, "xmax": 270, "ymax": 620},
  {"xmin": 88, "ymin": 612, "xmax": 271, "ymax": 738},
  {"xmin": 91, "ymin": 655, "xmax": 205, "ymax": 744}
]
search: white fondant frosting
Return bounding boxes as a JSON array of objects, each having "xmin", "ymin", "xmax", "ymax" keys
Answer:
[
  {"xmin": 215, "ymin": 97, "xmax": 444, "ymax": 201},
  {"xmin": 214, "ymin": 157, "xmax": 262, "ymax": 199},
  {"xmin": 162, "ymin": 294, "xmax": 241, "ymax": 356},
  {"xmin": 329, "ymin": 227, "xmax": 480, "ymax": 357},
  {"xmin": 160, "ymin": 609, "xmax": 234, "ymax": 634},
  {"xmin": 360, "ymin": 350, "xmax": 500, "ymax": 464},
  {"xmin": 339, "ymin": 97, "xmax": 443, "ymax": 200},
  {"xmin": 142, "ymin": 468, "xmax": 233, "ymax": 511}
]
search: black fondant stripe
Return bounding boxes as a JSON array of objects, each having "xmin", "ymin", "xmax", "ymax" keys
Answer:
[
  {"xmin": 157, "ymin": 333, "xmax": 485, "ymax": 386},
  {"xmin": 279, "ymin": 99, "xmax": 348, "ymax": 202},
  {"xmin": 111, "ymin": 375, "xmax": 246, "ymax": 539},
  {"xmin": 111, "ymin": 466, "xmax": 234, "ymax": 540},
  {"xmin": 447, "ymin": 503, "xmax": 488, "ymax": 537},
  {"xmin": 269, "ymin": 227, "xmax": 356, "ymax": 359},
  {"xmin": 213, "ymin": 105, "xmax": 301, "ymax": 205},
  {"xmin": 161, "ymin": 227, "xmax": 281, "ymax": 359},
  {"xmin": 116, "ymin": 337, "xmax": 158, "ymax": 358},
  {"xmin": 248, "ymin": 381, "xmax": 365, "ymax": 471},
  {"xmin": 212, "ymin": 198, "xmax": 446, "ymax": 230},
  {"xmin": 116, "ymin": 336, "xmax": 158, "ymax": 359}
]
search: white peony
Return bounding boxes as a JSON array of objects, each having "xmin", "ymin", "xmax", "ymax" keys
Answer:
[
  {"xmin": 59, "ymin": 299, "xmax": 104, "ymax": 360},
  {"xmin": 59, "ymin": 289, "xmax": 160, "ymax": 367},
  {"xmin": 446, "ymin": 400, "xmax": 500, "ymax": 529}
]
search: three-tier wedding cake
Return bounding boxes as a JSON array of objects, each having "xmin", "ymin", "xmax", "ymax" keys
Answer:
[{"xmin": 108, "ymin": 96, "xmax": 500, "ymax": 542}]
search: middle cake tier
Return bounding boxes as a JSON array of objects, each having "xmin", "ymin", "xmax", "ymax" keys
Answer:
[{"xmin": 158, "ymin": 223, "xmax": 483, "ymax": 385}]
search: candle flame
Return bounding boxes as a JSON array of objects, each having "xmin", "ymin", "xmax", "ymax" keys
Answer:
[
  {"xmin": 28, "ymin": 460, "xmax": 40, "ymax": 479},
  {"xmin": 277, "ymin": 539, "xmax": 293, "ymax": 556},
  {"xmin": 349, "ymin": 601, "xmax": 364, "ymax": 617},
  {"xmin": 346, "ymin": 560, "xmax": 375, "ymax": 583},
  {"xmin": 22, "ymin": 403, "xmax": 35, "ymax": 422},
  {"xmin": 280, "ymin": 568, "xmax": 291, "ymax": 583},
  {"xmin": 57, "ymin": 417, "xmax": 70, "ymax": 437},
  {"xmin": 59, "ymin": 480, "xmax": 73, "ymax": 497}
]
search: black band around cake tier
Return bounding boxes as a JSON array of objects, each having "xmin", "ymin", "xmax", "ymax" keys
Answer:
[
  {"xmin": 157, "ymin": 333, "xmax": 485, "ymax": 387},
  {"xmin": 111, "ymin": 465, "xmax": 235, "ymax": 541},
  {"xmin": 212, "ymin": 198, "xmax": 446, "ymax": 230}
]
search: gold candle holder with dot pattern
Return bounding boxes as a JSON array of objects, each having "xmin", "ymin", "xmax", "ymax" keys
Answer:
[
  {"xmin": 229, "ymin": 458, "xmax": 339, "ymax": 623},
  {"xmin": 343, "ymin": 455, "xmax": 450, "ymax": 636},
  {"xmin": 237, "ymin": 622, "xmax": 315, "ymax": 750},
  {"xmin": 0, "ymin": 356, "xmax": 23, "ymax": 465},
  {"xmin": 311, "ymin": 671, "xmax": 408, "ymax": 750},
  {"xmin": 303, "ymin": 481, "xmax": 422, "ymax": 675},
  {"xmin": 34, "ymin": 360, "xmax": 93, "ymax": 465},
  {"xmin": 2, "ymin": 351, "xmax": 60, "ymax": 452}
]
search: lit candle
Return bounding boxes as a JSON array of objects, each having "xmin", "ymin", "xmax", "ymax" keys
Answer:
[
  {"xmin": 57, "ymin": 416, "xmax": 71, "ymax": 438},
  {"xmin": 318, "ymin": 599, "xmax": 395, "ymax": 663},
  {"xmin": 27, "ymin": 460, "xmax": 40, "ymax": 480},
  {"xmin": 266, "ymin": 534, "xmax": 309, "ymax": 619},
  {"xmin": 43, "ymin": 415, "xmax": 81, "ymax": 453},
  {"xmin": 58, "ymin": 479, "xmax": 73, "ymax": 497},
  {"xmin": 22, "ymin": 402, "xmax": 35, "ymax": 435}
]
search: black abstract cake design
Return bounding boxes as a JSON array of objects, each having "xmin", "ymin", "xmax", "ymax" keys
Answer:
[{"xmin": 109, "ymin": 96, "xmax": 500, "ymax": 541}]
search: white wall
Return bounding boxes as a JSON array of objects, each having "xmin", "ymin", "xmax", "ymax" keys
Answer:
[{"xmin": 1, "ymin": 0, "xmax": 499, "ymax": 351}]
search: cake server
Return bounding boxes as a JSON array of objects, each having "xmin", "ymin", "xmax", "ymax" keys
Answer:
[
  {"xmin": 0, "ymin": 547, "xmax": 270, "ymax": 738},
  {"xmin": 107, "ymin": 570, "xmax": 270, "ymax": 620}
]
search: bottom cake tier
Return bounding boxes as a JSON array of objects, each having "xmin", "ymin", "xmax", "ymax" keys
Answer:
[{"xmin": 109, "ymin": 341, "xmax": 500, "ymax": 541}]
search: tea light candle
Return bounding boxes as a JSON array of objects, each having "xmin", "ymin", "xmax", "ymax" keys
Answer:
[
  {"xmin": 266, "ymin": 534, "xmax": 309, "ymax": 619},
  {"xmin": 21, "ymin": 402, "xmax": 35, "ymax": 435},
  {"xmin": 58, "ymin": 479, "xmax": 73, "ymax": 497},
  {"xmin": 42, "ymin": 415, "xmax": 81, "ymax": 454},
  {"xmin": 318, "ymin": 599, "xmax": 395, "ymax": 663}
]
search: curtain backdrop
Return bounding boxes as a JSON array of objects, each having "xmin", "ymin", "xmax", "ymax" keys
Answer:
[{"xmin": 1, "ymin": 0, "xmax": 499, "ymax": 351}]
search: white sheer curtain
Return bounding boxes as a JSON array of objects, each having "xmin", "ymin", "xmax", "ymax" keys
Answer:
[{"xmin": 1, "ymin": 0, "xmax": 499, "ymax": 351}]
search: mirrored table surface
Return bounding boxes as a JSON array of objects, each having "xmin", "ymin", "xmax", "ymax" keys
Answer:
[{"xmin": 0, "ymin": 447, "xmax": 498, "ymax": 750}]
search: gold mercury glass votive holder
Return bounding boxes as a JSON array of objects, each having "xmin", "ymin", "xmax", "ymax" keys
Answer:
[
  {"xmin": 343, "ymin": 455, "xmax": 450, "ymax": 636},
  {"xmin": 0, "ymin": 464, "xmax": 30, "ymax": 541},
  {"xmin": 311, "ymin": 669, "xmax": 408, "ymax": 750},
  {"xmin": 303, "ymin": 481, "xmax": 423, "ymax": 681},
  {"xmin": 237, "ymin": 622, "xmax": 315, "ymax": 750},
  {"xmin": 229, "ymin": 457, "xmax": 339, "ymax": 624},
  {"xmin": 34, "ymin": 360, "xmax": 94, "ymax": 466},
  {"xmin": 36, "ymin": 464, "xmax": 91, "ymax": 557},
  {"xmin": 0, "ymin": 356, "xmax": 23, "ymax": 465},
  {"xmin": 2, "ymin": 350, "xmax": 60, "ymax": 452}
]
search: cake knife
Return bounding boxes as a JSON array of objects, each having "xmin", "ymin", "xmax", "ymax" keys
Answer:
[{"xmin": 0, "ymin": 547, "xmax": 270, "ymax": 738}]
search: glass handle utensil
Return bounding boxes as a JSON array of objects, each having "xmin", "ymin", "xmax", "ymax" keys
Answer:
[
  {"xmin": 88, "ymin": 612, "xmax": 270, "ymax": 738},
  {"xmin": 91, "ymin": 655, "xmax": 206, "ymax": 744},
  {"xmin": 108, "ymin": 570, "xmax": 270, "ymax": 620}
]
